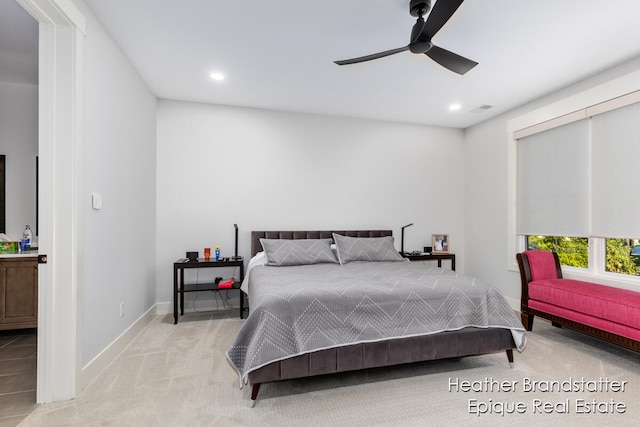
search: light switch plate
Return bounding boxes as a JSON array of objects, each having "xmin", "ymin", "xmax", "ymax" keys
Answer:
[{"xmin": 91, "ymin": 192, "xmax": 103, "ymax": 210}]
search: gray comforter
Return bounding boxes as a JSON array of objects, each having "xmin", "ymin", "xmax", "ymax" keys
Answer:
[{"xmin": 227, "ymin": 261, "xmax": 526, "ymax": 383}]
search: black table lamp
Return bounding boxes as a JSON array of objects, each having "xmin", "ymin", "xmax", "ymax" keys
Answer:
[
  {"xmin": 232, "ymin": 224, "xmax": 241, "ymax": 260},
  {"xmin": 401, "ymin": 223, "xmax": 413, "ymax": 255}
]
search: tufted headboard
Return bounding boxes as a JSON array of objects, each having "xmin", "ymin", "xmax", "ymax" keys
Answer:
[{"xmin": 250, "ymin": 230, "xmax": 393, "ymax": 257}]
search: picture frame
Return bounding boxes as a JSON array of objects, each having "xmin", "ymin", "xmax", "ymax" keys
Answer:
[{"xmin": 432, "ymin": 234, "xmax": 449, "ymax": 254}]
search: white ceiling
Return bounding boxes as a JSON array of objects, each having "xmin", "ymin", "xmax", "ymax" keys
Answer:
[{"xmin": 4, "ymin": 1, "xmax": 640, "ymax": 128}]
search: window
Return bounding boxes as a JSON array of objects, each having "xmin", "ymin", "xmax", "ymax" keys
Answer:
[
  {"xmin": 605, "ymin": 238, "xmax": 640, "ymax": 276},
  {"xmin": 509, "ymin": 88, "xmax": 640, "ymax": 282},
  {"xmin": 527, "ymin": 236, "xmax": 588, "ymax": 268}
]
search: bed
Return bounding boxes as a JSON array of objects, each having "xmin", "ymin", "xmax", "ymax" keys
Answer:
[{"xmin": 227, "ymin": 230, "xmax": 526, "ymax": 404}]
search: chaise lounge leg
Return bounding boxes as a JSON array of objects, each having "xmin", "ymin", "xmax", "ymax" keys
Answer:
[
  {"xmin": 521, "ymin": 313, "xmax": 534, "ymax": 331},
  {"xmin": 506, "ymin": 349, "xmax": 514, "ymax": 368},
  {"xmin": 250, "ymin": 383, "xmax": 261, "ymax": 407}
]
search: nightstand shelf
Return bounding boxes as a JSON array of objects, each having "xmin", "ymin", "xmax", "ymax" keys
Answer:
[
  {"xmin": 402, "ymin": 253, "xmax": 455, "ymax": 271},
  {"xmin": 180, "ymin": 281, "xmax": 241, "ymax": 293}
]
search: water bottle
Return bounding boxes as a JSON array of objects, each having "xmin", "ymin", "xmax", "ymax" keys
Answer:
[
  {"xmin": 22, "ymin": 225, "xmax": 32, "ymax": 250},
  {"xmin": 215, "ymin": 246, "xmax": 221, "ymax": 261}
]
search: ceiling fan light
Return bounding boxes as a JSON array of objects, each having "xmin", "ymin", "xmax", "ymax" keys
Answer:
[{"xmin": 409, "ymin": 41, "xmax": 432, "ymax": 54}]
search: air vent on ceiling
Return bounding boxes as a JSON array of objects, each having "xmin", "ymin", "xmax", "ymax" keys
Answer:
[{"xmin": 470, "ymin": 104, "xmax": 494, "ymax": 113}]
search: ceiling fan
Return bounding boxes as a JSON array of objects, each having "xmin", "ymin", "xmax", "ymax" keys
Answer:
[{"xmin": 334, "ymin": 0, "xmax": 478, "ymax": 75}]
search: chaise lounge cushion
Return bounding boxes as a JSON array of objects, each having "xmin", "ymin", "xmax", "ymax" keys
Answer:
[{"xmin": 528, "ymin": 279, "xmax": 640, "ymax": 329}]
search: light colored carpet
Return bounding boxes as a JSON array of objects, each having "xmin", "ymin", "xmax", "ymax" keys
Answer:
[{"xmin": 18, "ymin": 312, "xmax": 640, "ymax": 426}]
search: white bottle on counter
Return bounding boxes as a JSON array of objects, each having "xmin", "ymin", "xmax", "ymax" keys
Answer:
[{"xmin": 22, "ymin": 225, "xmax": 32, "ymax": 250}]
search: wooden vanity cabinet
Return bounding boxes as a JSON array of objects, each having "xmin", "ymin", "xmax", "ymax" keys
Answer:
[{"xmin": 0, "ymin": 257, "xmax": 38, "ymax": 330}]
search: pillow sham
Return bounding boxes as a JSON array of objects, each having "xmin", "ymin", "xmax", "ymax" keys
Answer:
[
  {"xmin": 332, "ymin": 233, "xmax": 406, "ymax": 265},
  {"xmin": 260, "ymin": 238, "xmax": 338, "ymax": 266}
]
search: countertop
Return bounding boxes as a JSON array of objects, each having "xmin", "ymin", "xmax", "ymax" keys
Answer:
[{"xmin": 0, "ymin": 249, "xmax": 38, "ymax": 259}]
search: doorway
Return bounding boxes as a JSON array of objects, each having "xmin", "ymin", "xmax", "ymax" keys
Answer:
[{"xmin": 0, "ymin": 2, "xmax": 39, "ymax": 422}]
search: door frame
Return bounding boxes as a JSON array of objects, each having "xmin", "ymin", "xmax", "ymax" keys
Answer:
[{"xmin": 17, "ymin": 0, "xmax": 85, "ymax": 403}]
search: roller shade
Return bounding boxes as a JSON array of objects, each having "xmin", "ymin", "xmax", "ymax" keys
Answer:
[
  {"xmin": 517, "ymin": 119, "xmax": 590, "ymax": 237},
  {"xmin": 591, "ymin": 101, "xmax": 640, "ymax": 238}
]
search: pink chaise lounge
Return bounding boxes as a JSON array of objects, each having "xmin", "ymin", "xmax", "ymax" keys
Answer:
[{"xmin": 517, "ymin": 250, "xmax": 640, "ymax": 352}]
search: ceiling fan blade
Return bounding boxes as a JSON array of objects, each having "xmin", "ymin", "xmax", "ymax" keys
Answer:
[
  {"xmin": 426, "ymin": 45, "xmax": 478, "ymax": 75},
  {"xmin": 334, "ymin": 46, "xmax": 409, "ymax": 65},
  {"xmin": 425, "ymin": 0, "xmax": 464, "ymax": 38}
]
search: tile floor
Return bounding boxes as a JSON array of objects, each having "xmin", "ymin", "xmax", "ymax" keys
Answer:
[{"xmin": 0, "ymin": 329, "xmax": 37, "ymax": 427}]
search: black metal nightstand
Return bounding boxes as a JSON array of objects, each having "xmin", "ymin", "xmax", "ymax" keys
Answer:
[{"xmin": 173, "ymin": 257, "xmax": 245, "ymax": 324}]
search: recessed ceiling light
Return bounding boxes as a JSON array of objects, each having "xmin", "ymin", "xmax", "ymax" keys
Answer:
[
  {"xmin": 209, "ymin": 72, "xmax": 225, "ymax": 81},
  {"xmin": 449, "ymin": 103, "xmax": 461, "ymax": 111}
]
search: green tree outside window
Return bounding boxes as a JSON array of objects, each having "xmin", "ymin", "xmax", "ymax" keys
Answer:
[
  {"xmin": 526, "ymin": 236, "xmax": 588, "ymax": 268},
  {"xmin": 526, "ymin": 236, "xmax": 640, "ymax": 275}
]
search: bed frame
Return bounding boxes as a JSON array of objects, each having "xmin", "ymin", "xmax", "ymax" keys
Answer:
[{"xmin": 246, "ymin": 230, "xmax": 516, "ymax": 403}]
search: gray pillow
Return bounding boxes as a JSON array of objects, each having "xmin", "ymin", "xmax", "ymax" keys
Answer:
[
  {"xmin": 260, "ymin": 238, "xmax": 338, "ymax": 266},
  {"xmin": 332, "ymin": 233, "xmax": 405, "ymax": 265}
]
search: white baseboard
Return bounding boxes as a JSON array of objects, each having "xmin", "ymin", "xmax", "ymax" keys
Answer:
[
  {"xmin": 156, "ymin": 301, "xmax": 172, "ymax": 315},
  {"xmin": 78, "ymin": 304, "xmax": 157, "ymax": 391}
]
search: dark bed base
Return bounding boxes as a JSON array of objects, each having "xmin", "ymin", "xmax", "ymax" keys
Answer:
[
  {"xmin": 246, "ymin": 230, "xmax": 517, "ymax": 403},
  {"xmin": 249, "ymin": 327, "xmax": 515, "ymax": 401}
]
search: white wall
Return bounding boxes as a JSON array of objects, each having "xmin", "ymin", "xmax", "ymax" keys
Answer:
[
  {"xmin": 0, "ymin": 81, "xmax": 37, "ymax": 240},
  {"xmin": 75, "ymin": 0, "xmax": 158, "ymax": 366},
  {"xmin": 464, "ymin": 55, "xmax": 640, "ymax": 307},
  {"xmin": 156, "ymin": 100, "xmax": 465, "ymax": 306}
]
